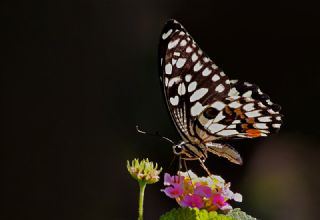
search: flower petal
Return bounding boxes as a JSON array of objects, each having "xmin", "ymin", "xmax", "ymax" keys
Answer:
[
  {"xmin": 194, "ymin": 184, "xmax": 212, "ymax": 198},
  {"xmin": 180, "ymin": 194, "xmax": 204, "ymax": 209},
  {"xmin": 212, "ymin": 194, "xmax": 227, "ymax": 208},
  {"xmin": 233, "ymin": 193, "xmax": 243, "ymax": 202},
  {"xmin": 162, "ymin": 185, "xmax": 184, "ymax": 198},
  {"xmin": 164, "ymin": 173, "xmax": 173, "ymax": 186}
]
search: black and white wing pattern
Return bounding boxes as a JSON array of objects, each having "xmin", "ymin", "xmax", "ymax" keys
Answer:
[{"xmin": 159, "ymin": 19, "xmax": 282, "ymax": 163}]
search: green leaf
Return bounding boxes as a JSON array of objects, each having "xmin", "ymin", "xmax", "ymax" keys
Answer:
[
  {"xmin": 226, "ymin": 208, "xmax": 257, "ymax": 220},
  {"xmin": 160, "ymin": 208, "xmax": 236, "ymax": 220}
]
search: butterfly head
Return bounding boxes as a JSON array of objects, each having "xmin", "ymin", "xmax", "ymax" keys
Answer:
[
  {"xmin": 172, "ymin": 142, "xmax": 185, "ymax": 155},
  {"xmin": 172, "ymin": 141, "xmax": 205, "ymax": 160}
]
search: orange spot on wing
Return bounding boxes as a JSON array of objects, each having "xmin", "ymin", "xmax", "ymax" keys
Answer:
[
  {"xmin": 246, "ymin": 118, "xmax": 255, "ymax": 124},
  {"xmin": 234, "ymin": 108, "xmax": 246, "ymax": 119},
  {"xmin": 224, "ymin": 106, "xmax": 233, "ymax": 115},
  {"xmin": 241, "ymin": 123, "xmax": 248, "ymax": 129},
  {"xmin": 246, "ymin": 129, "xmax": 261, "ymax": 137}
]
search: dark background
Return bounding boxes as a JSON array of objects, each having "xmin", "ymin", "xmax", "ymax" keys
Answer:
[{"xmin": 2, "ymin": 1, "xmax": 320, "ymax": 219}]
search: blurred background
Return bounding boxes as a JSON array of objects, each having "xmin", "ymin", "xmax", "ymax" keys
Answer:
[{"xmin": 2, "ymin": 0, "xmax": 320, "ymax": 219}]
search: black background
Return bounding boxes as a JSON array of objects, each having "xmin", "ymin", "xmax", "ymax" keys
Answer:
[{"xmin": 2, "ymin": 1, "xmax": 320, "ymax": 219}]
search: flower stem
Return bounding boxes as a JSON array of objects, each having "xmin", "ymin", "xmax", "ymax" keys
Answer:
[{"xmin": 138, "ymin": 181, "xmax": 147, "ymax": 220}]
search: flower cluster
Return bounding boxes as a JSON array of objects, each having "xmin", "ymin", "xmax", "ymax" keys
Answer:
[
  {"xmin": 127, "ymin": 158, "xmax": 162, "ymax": 184},
  {"xmin": 162, "ymin": 170, "xmax": 242, "ymax": 211}
]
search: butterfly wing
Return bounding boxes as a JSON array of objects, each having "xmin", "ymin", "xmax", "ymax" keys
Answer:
[
  {"xmin": 159, "ymin": 20, "xmax": 283, "ymax": 161},
  {"xmin": 159, "ymin": 19, "xmax": 232, "ymax": 142}
]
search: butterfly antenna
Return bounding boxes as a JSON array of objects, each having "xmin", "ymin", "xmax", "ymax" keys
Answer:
[{"xmin": 136, "ymin": 125, "xmax": 175, "ymax": 144}]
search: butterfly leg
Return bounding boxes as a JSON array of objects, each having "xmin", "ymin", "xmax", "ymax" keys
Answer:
[
  {"xmin": 198, "ymin": 158, "xmax": 212, "ymax": 176},
  {"xmin": 178, "ymin": 156, "xmax": 182, "ymax": 173},
  {"xmin": 183, "ymin": 159, "xmax": 188, "ymax": 172}
]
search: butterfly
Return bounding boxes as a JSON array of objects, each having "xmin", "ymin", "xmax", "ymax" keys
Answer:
[{"xmin": 159, "ymin": 19, "xmax": 282, "ymax": 171}]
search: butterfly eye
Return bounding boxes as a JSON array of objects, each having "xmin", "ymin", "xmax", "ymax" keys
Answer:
[
  {"xmin": 203, "ymin": 107, "xmax": 219, "ymax": 119},
  {"xmin": 173, "ymin": 145, "xmax": 184, "ymax": 155}
]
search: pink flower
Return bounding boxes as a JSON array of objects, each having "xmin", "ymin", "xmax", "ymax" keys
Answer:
[
  {"xmin": 194, "ymin": 184, "xmax": 212, "ymax": 198},
  {"xmin": 180, "ymin": 194, "xmax": 204, "ymax": 209},
  {"xmin": 212, "ymin": 194, "xmax": 227, "ymax": 208},
  {"xmin": 164, "ymin": 173, "xmax": 184, "ymax": 186},
  {"xmin": 161, "ymin": 171, "xmax": 242, "ymax": 212},
  {"xmin": 162, "ymin": 185, "xmax": 184, "ymax": 198}
]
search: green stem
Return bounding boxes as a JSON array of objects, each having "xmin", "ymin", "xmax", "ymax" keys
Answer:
[{"xmin": 138, "ymin": 181, "xmax": 147, "ymax": 220}]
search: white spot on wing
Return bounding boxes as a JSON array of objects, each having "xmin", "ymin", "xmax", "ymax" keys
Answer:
[
  {"xmin": 186, "ymin": 47, "xmax": 192, "ymax": 53},
  {"xmin": 193, "ymin": 61, "xmax": 202, "ymax": 71},
  {"xmin": 243, "ymin": 103, "xmax": 255, "ymax": 111},
  {"xmin": 242, "ymin": 90, "xmax": 252, "ymax": 98},
  {"xmin": 203, "ymin": 57, "xmax": 210, "ymax": 63},
  {"xmin": 178, "ymin": 83, "xmax": 186, "ymax": 96},
  {"xmin": 188, "ymin": 81, "xmax": 197, "ymax": 92},
  {"xmin": 202, "ymin": 67, "xmax": 212, "ymax": 76},
  {"xmin": 212, "ymin": 64, "xmax": 218, "ymax": 69},
  {"xmin": 215, "ymin": 84, "xmax": 225, "ymax": 93},
  {"xmin": 254, "ymin": 123, "xmax": 268, "ymax": 129},
  {"xmin": 162, "ymin": 29, "xmax": 172, "ymax": 39},
  {"xmin": 165, "ymin": 63, "xmax": 172, "ymax": 75},
  {"xmin": 214, "ymin": 111, "xmax": 225, "ymax": 122},
  {"xmin": 258, "ymin": 102, "xmax": 266, "ymax": 108},
  {"xmin": 216, "ymin": 130, "xmax": 239, "ymax": 136},
  {"xmin": 227, "ymin": 124, "xmax": 236, "ymax": 129},
  {"xmin": 168, "ymin": 39, "xmax": 179, "ymax": 49},
  {"xmin": 208, "ymin": 123, "xmax": 226, "ymax": 133},
  {"xmin": 191, "ymin": 102, "xmax": 206, "ymax": 117},
  {"xmin": 228, "ymin": 88, "xmax": 239, "ymax": 96},
  {"xmin": 220, "ymin": 71, "xmax": 226, "ymax": 76},
  {"xmin": 245, "ymin": 110, "xmax": 261, "ymax": 117},
  {"xmin": 176, "ymin": 58, "xmax": 186, "ymax": 68},
  {"xmin": 180, "ymin": 39, "xmax": 187, "ymax": 46},
  {"xmin": 185, "ymin": 74, "xmax": 192, "ymax": 82},
  {"xmin": 268, "ymin": 109, "xmax": 276, "ymax": 114},
  {"xmin": 192, "ymin": 53, "xmax": 198, "ymax": 62},
  {"xmin": 211, "ymin": 101, "xmax": 225, "ymax": 110},
  {"xmin": 211, "ymin": 74, "xmax": 220, "ymax": 82},
  {"xmin": 168, "ymin": 76, "xmax": 181, "ymax": 87},
  {"xmin": 230, "ymin": 79, "xmax": 238, "ymax": 84},
  {"xmin": 170, "ymin": 96, "xmax": 179, "ymax": 106},
  {"xmin": 172, "ymin": 59, "xmax": 177, "ymax": 65},
  {"xmin": 258, "ymin": 116, "xmax": 272, "ymax": 122},
  {"xmin": 164, "ymin": 77, "xmax": 169, "ymax": 86},
  {"xmin": 190, "ymin": 88, "xmax": 208, "ymax": 102},
  {"xmin": 266, "ymin": 99, "xmax": 273, "ymax": 105},
  {"xmin": 272, "ymin": 124, "xmax": 281, "ymax": 128},
  {"xmin": 229, "ymin": 101, "xmax": 241, "ymax": 108}
]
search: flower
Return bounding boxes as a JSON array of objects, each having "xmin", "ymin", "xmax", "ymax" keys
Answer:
[
  {"xmin": 161, "ymin": 170, "xmax": 242, "ymax": 212},
  {"xmin": 127, "ymin": 158, "xmax": 162, "ymax": 184},
  {"xmin": 163, "ymin": 184, "xmax": 184, "ymax": 198},
  {"xmin": 194, "ymin": 184, "xmax": 212, "ymax": 198},
  {"xmin": 181, "ymin": 194, "xmax": 204, "ymax": 208},
  {"xmin": 212, "ymin": 194, "xmax": 227, "ymax": 208},
  {"xmin": 164, "ymin": 173, "xmax": 184, "ymax": 186}
]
